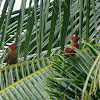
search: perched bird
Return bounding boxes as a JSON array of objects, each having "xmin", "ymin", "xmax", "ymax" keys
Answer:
[
  {"xmin": 7, "ymin": 44, "xmax": 18, "ymax": 65},
  {"xmin": 64, "ymin": 35, "xmax": 79, "ymax": 57}
]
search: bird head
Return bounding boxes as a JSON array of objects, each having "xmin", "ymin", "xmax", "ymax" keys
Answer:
[
  {"xmin": 71, "ymin": 35, "xmax": 80, "ymax": 43},
  {"xmin": 8, "ymin": 44, "xmax": 18, "ymax": 50}
]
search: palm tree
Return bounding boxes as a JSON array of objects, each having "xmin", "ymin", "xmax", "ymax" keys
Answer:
[{"xmin": 0, "ymin": 0, "xmax": 100, "ymax": 99}]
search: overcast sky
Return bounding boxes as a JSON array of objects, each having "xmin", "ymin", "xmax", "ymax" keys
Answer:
[{"xmin": 0, "ymin": 0, "xmax": 31, "ymax": 15}]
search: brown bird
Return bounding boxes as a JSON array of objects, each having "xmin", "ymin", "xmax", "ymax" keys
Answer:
[
  {"xmin": 7, "ymin": 44, "xmax": 18, "ymax": 65},
  {"xmin": 64, "ymin": 35, "xmax": 79, "ymax": 57}
]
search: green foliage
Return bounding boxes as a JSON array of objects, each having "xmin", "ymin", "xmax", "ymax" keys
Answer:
[
  {"xmin": 0, "ymin": 64, "xmax": 57, "ymax": 100},
  {"xmin": 46, "ymin": 42, "xmax": 100, "ymax": 99},
  {"xmin": 0, "ymin": 0, "xmax": 99, "ymax": 99},
  {"xmin": 0, "ymin": 56, "xmax": 57, "ymax": 90},
  {"xmin": 0, "ymin": 0, "xmax": 99, "ymax": 64},
  {"xmin": 60, "ymin": 0, "xmax": 70, "ymax": 52},
  {"xmin": 47, "ymin": 0, "xmax": 59, "ymax": 56}
]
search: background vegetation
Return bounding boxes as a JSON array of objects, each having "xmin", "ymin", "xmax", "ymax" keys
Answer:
[{"xmin": 0, "ymin": 0, "xmax": 100, "ymax": 99}]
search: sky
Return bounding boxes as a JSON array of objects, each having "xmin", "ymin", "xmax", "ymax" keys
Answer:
[{"xmin": 0, "ymin": 0, "xmax": 31, "ymax": 15}]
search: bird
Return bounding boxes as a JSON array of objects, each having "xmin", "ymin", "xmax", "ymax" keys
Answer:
[
  {"xmin": 64, "ymin": 35, "xmax": 80, "ymax": 57},
  {"xmin": 7, "ymin": 44, "xmax": 18, "ymax": 65}
]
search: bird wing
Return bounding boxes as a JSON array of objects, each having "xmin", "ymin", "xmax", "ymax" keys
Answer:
[
  {"xmin": 74, "ymin": 44, "xmax": 79, "ymax": 49},
  {"xmin": 64, "ymin": 47, "xmax": 75, "ymax": 57},
  {"xmin": 65, "ymin": 47, "xmax": 70, "ymax": 53},
  {"xmin": 7, "ymin": 53, "xmax": 10, "ymax": 64},
  {"xmin": 65, "ymin": 47, "xmax": 74, "ymax": 53},
  {"xmin": 7, "ymin": 53, "xmax": 17, "ymax": 65}
]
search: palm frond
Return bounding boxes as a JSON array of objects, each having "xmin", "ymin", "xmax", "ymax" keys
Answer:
[
  {"xmin": 0, "ymin": 64, "xmax": 58, "ymax": 100},
  {"xmin": 0, "ymin": 0, "xmax": 99, "ymax": 64},
  {"xmin": 46, "ymin": 42, "xmax": 100, "ymax": 99},
  {"xmin": 0, "ymin": 56, "xmax": 56, "ymax": 90},
  {"xmin": 0, "ymin": 0, "xmax": 100, "ymax": 99}
]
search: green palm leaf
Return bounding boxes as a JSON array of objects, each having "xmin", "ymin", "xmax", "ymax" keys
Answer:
[
  {"xmin": 0, "ymin": 0, "xmax": 99, "ymax": 99},
  {"xmin": 0, "ymin": 64, "xmax": 59, "ymax": 100},
  {"xmin": 46, "ymin": 42, "xmax": 100, "ymax": 99},
  {"xmin": 0, "ymin": 56, "xmax": 57, "ymax": 90},
  {"xmin": 0, "ymin": 0, "xmax": 99, "ymax": 64}
]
